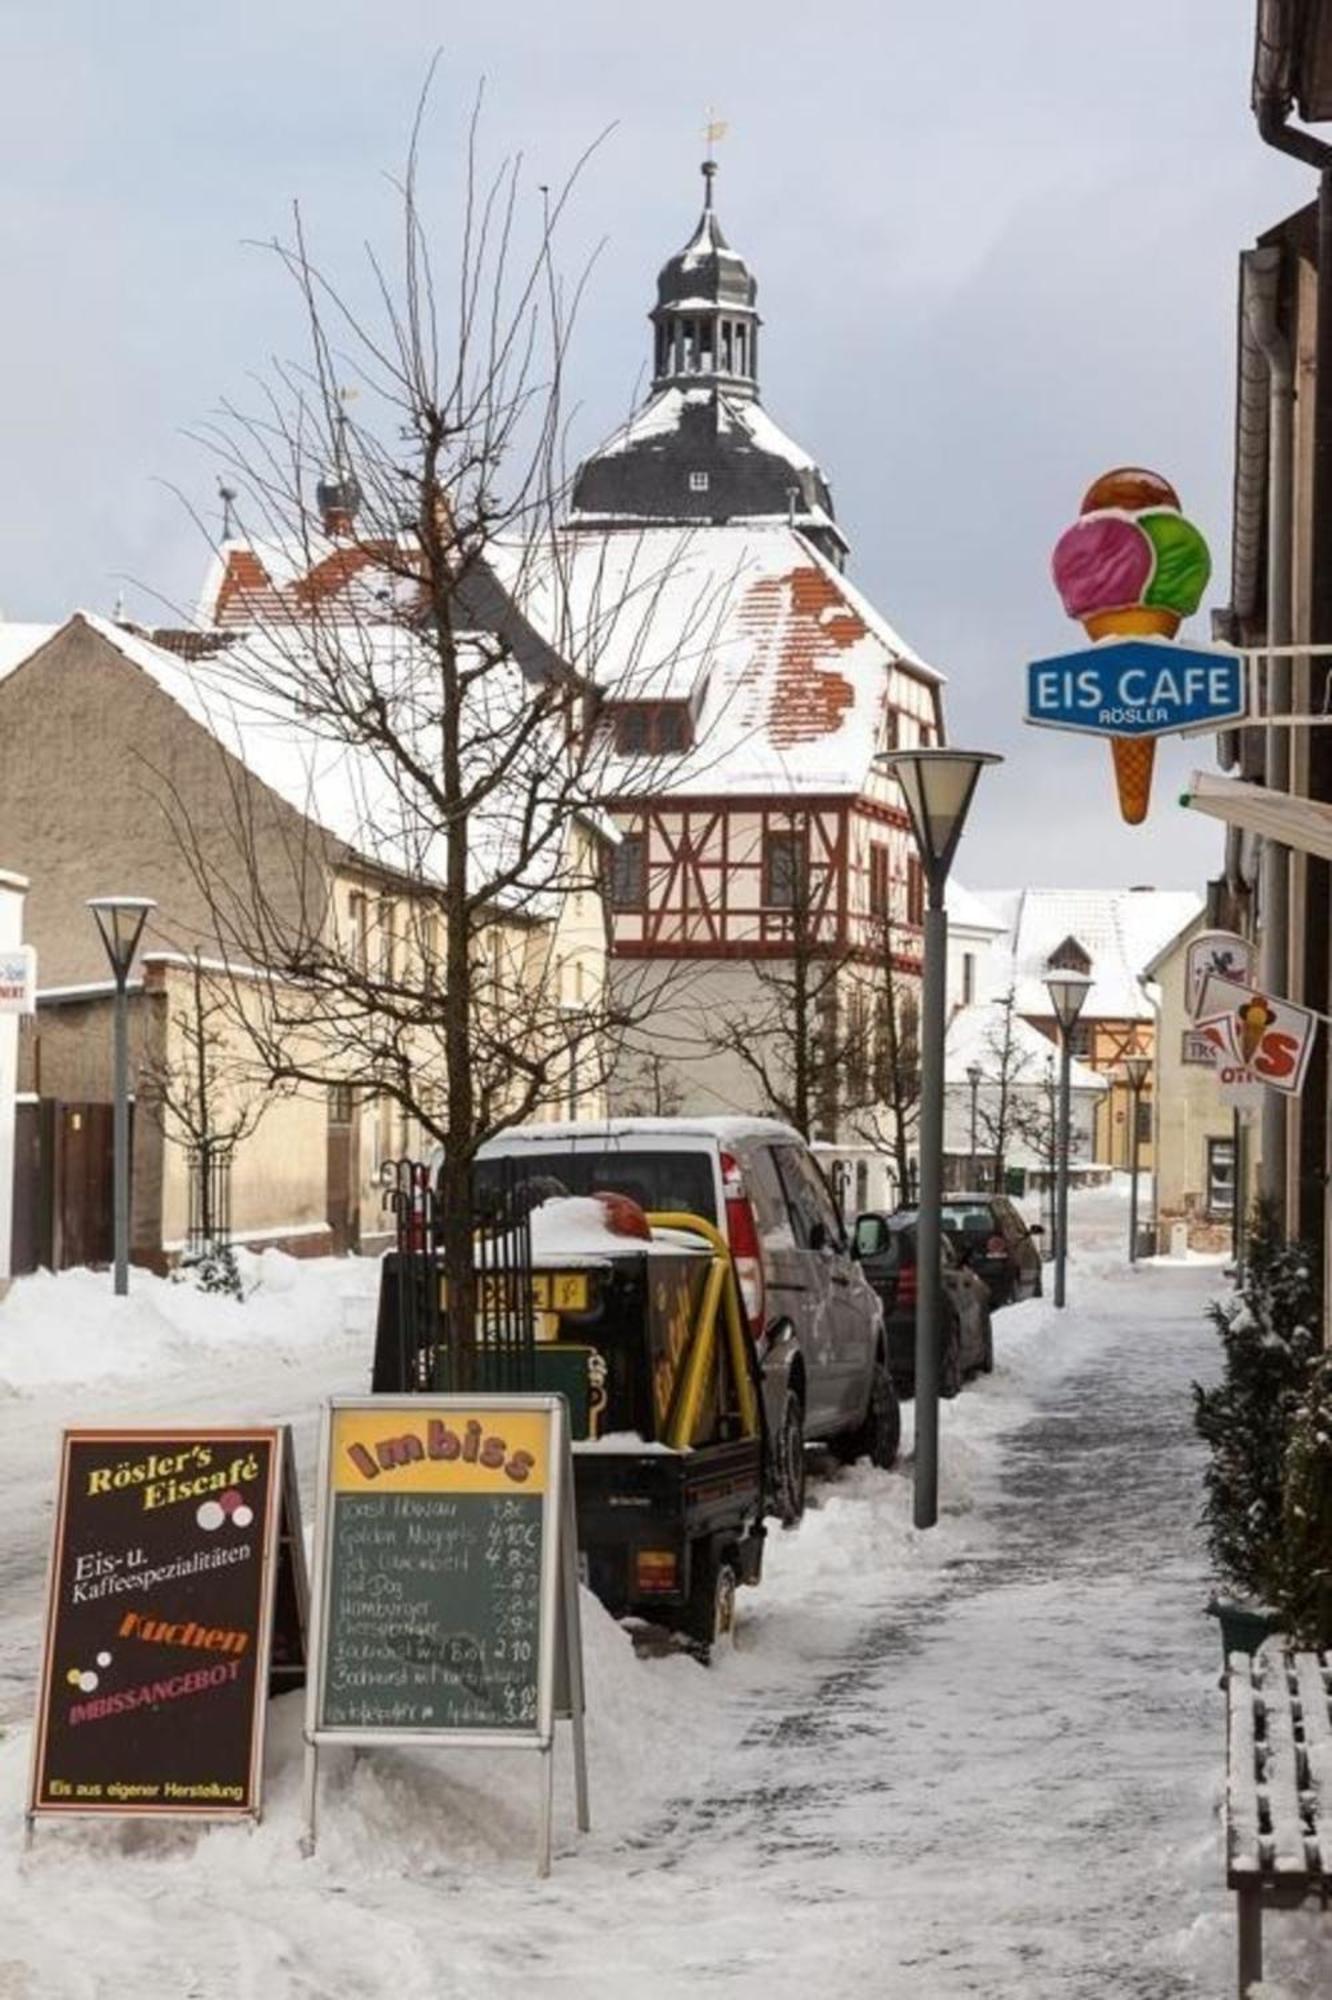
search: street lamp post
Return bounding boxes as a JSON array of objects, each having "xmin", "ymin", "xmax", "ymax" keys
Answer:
[
  {"xmin": 1122, "ymin": 1053, "xmax": 1151, "ymax": 1265},
  {"xmin": 875, "ymin": 748, "xmax": 1001, "ymax": 1530},
  {"xmin": 1044, "ymin": 964, "xmax": 1092, "ymax": 1311},
  {"xmin": 88, "ymin": 897, "xmax": 156, "ymax": 1296},
  {"xmin": 966, "ymin": 1063, "xmax": 982, "ymax": 1186}
]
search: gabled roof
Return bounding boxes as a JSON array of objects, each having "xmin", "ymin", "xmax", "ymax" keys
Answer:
[
  {"xmin": 197, "ymin": 530, "xmax": 422, "ymax": 629},
  {"xmin": 945, "ymin": 1000, "xmax": 1105, "ymax": 1094},
  {"xmin": 982, "ymin": 887, "xmax": 1204, "ymax": 1020},
  {"xmin": 493, "ymin": 522, "xmax": 942, "ymax": 799},
  {"xmin": 0, "ymin": 613, "xmax": 607, "ymax": 911},
  {"xmin": 946, "ymin": 880, "xmax": 1006, "ymax": 936}
]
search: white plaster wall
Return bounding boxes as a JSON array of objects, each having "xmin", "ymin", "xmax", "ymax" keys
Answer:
[{"xmin": 0, "ymin": 870, "xmax": 29, "ymax": 1281}]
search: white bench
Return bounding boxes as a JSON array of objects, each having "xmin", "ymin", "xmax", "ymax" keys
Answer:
[{"xmin": 1225, "ymin": 1646, "xmax": 1332, "ymax": 1996}]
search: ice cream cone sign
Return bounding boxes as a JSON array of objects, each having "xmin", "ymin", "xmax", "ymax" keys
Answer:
[{"xmin": 1049, "ymin": 469, "xmax": 1212, "ymax": 823}]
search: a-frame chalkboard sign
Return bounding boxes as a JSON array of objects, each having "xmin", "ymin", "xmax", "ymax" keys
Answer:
[
  {"xmin": 27, "ymin": 1424, "xmax": 307, "ymax": 1834},
  {"xmin": 302, "ymin": 1395, "xmax": 589, "ymax": 1876}
]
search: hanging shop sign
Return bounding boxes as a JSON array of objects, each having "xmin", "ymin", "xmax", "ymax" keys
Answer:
[
  {"xmin": 303, "ymin": 1395, "xmax": 588, "ymax": 1876},
  {"xmin": 1185, "ymin": 930, "xmax": 1257, "ymax": 1019},
  {"xmin": 0, "ymin": 944, "xmax": 36, "ymax": 1014},
  {"xmin": 1024, "ymin": 467, "xmax": 1242, "ymax": 823},
  {"xmin": 28, "ymin": 1426, "xmax": 307, "ymax": 1829},
  {"xmin": 1193, "ymin": 972, "xmax": 1319, "ymax": 1098}
]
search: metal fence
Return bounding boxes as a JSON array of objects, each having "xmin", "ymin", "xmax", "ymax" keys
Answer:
[
  {"xmin": 372, "ymin": 1157, "xmax": 536, "ymax": 1395},
  {"xmin": 185, "ymin": 1141, "xmax": 234, "ymax": 1255}
]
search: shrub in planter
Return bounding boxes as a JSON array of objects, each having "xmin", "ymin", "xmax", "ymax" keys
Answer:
[
  {"xmin": 1193, "ymin": 1204, "xmax": 1321, "ymax": 1606},
  {"xmin": 1275, "ymin": 1352, "xmax": 1332, "ymax": 1649}
]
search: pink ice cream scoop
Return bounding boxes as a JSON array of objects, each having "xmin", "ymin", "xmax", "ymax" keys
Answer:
[{"xmin": 1051, "ymin": 513, "xmax": 1154, "ymax": 623}]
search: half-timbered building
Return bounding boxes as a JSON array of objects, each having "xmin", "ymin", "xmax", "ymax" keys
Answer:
[{"xmin": 535, "ymin": 164, "xmax": 949, "ymax": 1143}]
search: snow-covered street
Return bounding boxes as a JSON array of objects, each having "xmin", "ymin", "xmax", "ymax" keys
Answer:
[{"xmin": 2, "ymin": 1191, "xmax": 1330, "ymax": 1998}]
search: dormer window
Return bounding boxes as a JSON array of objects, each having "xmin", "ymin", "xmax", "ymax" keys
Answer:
[
  {"xmin": 689, "ymin": 471, "xmax": 710, "ymax": 493},
  {"xmin": 611, "ymin": 702, "xmax": 692, "ymax": 755}
]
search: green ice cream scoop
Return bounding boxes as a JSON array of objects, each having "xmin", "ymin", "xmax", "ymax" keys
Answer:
[{"xmin": 1140, "ymin": 511, "xmax": 1211, "ymax": 617}]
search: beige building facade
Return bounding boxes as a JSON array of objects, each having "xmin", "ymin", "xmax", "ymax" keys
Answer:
[{"xmin": 1144, "ymin": 915, "xmax": 1243, "ymax": 1252}]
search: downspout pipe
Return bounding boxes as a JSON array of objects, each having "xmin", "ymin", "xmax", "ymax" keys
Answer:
[
  {"xmin": 1243, "ymin": 247, "xmax": 1295, "ymax": 1212},
  {"xmin": 1254, "ymin": 85, "xmax": 1332, "ymax": 1260}
]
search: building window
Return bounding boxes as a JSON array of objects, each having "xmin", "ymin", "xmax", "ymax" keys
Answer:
[
  {"xmin": 720, "ymin": 321, "xmax": 733, "ymax": 371},
  {"xmin": 882, "ymin": 709, "xmax": 901, "ymax": 753},
  {"xmin": 348, "ymin": 890, "xmax": 368, "ymax": 970},
  {"xmin": 613, "ymin": 703, "xmax": 691, "ymax": 754},
  {"xmin": 868, "ymin": 844, "xmax": 890, "ymax": 919},
  {"xmin": 698, "ymin": 319, "xmax": 714, "ymax": 368},
  {"xmin": 962, "ymin": 952, "xmax": 976, "ymax": 1005},
  {"xmin": 1069, "ymin": 1021, "xmax": 1093, "ymax": 1059},
  {"xmin": 763, "ymin": 829, "xmax": 804, "ymax": 909},
  {"xmin": 1207, "ymin": 1137, "xmax": 1235, "ymax": 1218},
  {"xmin": 906, "ymin": 855, "xmax": 924, "ymax": 928},
  {"xmin": 736, "ymin": 324, "xmax": 747, "ymax": 374},
  {"xmin": 689, "ymin": 471, "xmax": 710, "ymax": 493},
  {"xmin": 328, "ymin": 1084, "xmax": 354, "ymax": 1127},
  {"xmin": 610, "ymin": 833, "xmax": 646, "ymax": 910}
]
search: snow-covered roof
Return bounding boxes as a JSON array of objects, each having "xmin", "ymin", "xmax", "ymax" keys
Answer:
[
  {"xmin": 0, "ymin": 613, "xmax": 605, "ymax": 909},
  {"xmin": 945, "ymin": 1001, "xmax": 1105, "ymax": 1094},
  {"xmin": 196, "ymin": 531, "xmax": 421, "ymax": 630},
  {"xmin": 946, "ymin": 880, "xmax": 1006, "ymax": 936},
  {"xmin": 983, "ymin": 887, "xmax": 1204, "ymax": 1020},
  {"xmin": 492, "ymin": 523, "xmax": 942, "ymax": 799}
]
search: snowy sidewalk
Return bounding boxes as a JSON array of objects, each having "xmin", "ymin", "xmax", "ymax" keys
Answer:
[{"xmin": 2, "ymin": 1200, "xmax": 1330, "ymax": 1997}]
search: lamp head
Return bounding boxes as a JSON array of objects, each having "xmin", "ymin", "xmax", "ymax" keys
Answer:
[
  {"xmin": 874, "ymin": 748, "xmax": 1002, "ymax": 891},
  {"xmin": 1044, "ymin": 964, "xmax": 1092, "ymax": 1031},
  {"xmin": 87, "ymin": 896, "xmax": 157, "ymax": 981}
]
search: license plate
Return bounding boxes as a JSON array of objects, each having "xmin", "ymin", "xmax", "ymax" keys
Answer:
[{"xmin": 439, "ymin": 1270, "xmax": 591, "ymax": 1313}]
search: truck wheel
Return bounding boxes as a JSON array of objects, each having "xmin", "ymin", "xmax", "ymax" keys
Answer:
[
  {"xmin": 774, "ymin": 1390, "xmax": 807, "ymax": 1526},
  {"xmin": 683, "ymin": 1543, "xmax": 739, "ymax": 1659},
  {"xmin": 831, "ymin": 1355, "xmax": 901, "ymax": 1470}
]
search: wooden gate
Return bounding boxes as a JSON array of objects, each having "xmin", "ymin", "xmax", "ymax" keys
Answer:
[{"xmin": 9, "ymin": 1101, "xmax": 118, "ymax": 1273}]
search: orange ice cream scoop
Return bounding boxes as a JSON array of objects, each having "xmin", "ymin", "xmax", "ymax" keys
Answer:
[{"xmin": 1237, "ymin": 996, "xmax": 1276, "ymax": 1064}]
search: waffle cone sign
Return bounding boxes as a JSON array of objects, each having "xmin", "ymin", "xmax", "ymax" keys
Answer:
[
  {"xmin": 1194, "ymin": 972, "xmax": 1318, "ymax": 1098},
  {"xmin": 1032, "ymin": 466, "xmax": 1231, "ymax": 824}
]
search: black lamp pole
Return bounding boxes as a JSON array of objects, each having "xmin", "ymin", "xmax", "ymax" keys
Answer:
[
  {"xmin": 88, "ymin": 897, "xmax": 156, "ymax": 1296},
  {"xmin": 874, "ymin": 749, "xmax": 1001, "ymax": 1529}
]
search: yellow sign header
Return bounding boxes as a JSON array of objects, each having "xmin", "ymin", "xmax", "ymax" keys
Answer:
[{"xmin": 331, "ymin": 1406, "xmax": 550, "ymax": 1496}]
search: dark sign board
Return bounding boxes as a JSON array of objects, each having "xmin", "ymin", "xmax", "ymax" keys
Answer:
[{"xmin": 29, "ymin": 1426, "xmax": 305, "ymax": 1821}]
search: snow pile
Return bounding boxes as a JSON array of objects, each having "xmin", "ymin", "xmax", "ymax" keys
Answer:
[{"xmin": 0, "ymin": 1254, "xmax": 379, "ymax": 1393}]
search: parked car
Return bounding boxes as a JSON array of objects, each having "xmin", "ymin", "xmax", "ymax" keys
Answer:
[
  {"xmin": 852, "ymin": 1212, "xmax": 993, "ymax": 1396},
  {"xmin": 933, "ymin": 1194, "xmax": 1044, "ymax": 1308},
  {"xmin": 474, "ymin": 1117, "xmax": 899, "ymax": 1522}
]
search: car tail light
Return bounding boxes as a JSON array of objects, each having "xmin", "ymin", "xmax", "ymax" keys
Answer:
[
  {"xmin": 986, "ymin": 1234, "xmax": 1006, "ymax": 1256},
  {"xmin": 720, "ymin": 1149, "xmax": 765, "ymax": 1335},
  {"xmin": 896, "ymin": 1261, "xmax": 917, "ymax": 1306},
  {"xmin": 634, "ymin": 1549, "xmax": 679, "ymax": 1595}
]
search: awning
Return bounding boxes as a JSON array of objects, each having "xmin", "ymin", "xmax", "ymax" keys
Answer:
[{"xmin": 1181, "ymin": 771, "xmax": 1332, "ymax": 862}]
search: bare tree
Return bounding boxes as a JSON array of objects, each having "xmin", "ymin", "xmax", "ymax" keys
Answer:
[
  {"xmin": 974, "ymin": 987, "xmax": 1030, "ymax": 1194},
  {"xmin": 848, "ymin": 909, "xmax": 921, "ymax": 1199},
  {"xmin": 706, "ymin": 810, "xmax": 856, "ymax": 1140},
  {"xmin": 154, "ymin": 82, "xmax": 730, "ymax": 1359},
  {"xmin": 140, "ymin": 954, "xmax": 279, "ymax": 1256}
]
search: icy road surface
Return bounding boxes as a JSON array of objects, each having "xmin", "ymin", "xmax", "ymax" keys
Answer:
[{"xmin": 1, "ymin": 1191, "xmax": 1329, "ymax": 1998}]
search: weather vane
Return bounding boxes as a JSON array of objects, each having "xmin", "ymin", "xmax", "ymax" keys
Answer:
[{"xmin": 703, "ymin": 108, "xmax": 728, "ymax": 165}]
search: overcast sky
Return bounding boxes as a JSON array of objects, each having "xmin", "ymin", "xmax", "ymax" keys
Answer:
[{"xmin": 0, "ymin": 1, "xmax": 1312, "ymax": 888}]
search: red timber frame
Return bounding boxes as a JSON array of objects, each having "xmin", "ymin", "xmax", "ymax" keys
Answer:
[{"xmin": 609, "ymin": 792, "xmax": 924, "ymax": 973}]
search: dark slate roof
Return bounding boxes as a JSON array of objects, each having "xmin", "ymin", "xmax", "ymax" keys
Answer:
[{"xmin": 569, "ymin": 387, "xmax": 846, "ymax": 559}]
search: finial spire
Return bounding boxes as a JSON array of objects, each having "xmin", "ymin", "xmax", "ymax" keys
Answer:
[{"xmin": 701, "ymin": 157, "xmax": 717, "ymax": 209}]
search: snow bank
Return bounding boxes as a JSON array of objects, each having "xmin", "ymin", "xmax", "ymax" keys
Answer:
[{"xmin": 0, "ymin": 1254, "xmax": 380, "ymax": 1393}]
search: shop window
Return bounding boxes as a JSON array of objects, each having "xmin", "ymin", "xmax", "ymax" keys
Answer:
[{"xmin": 1207, "ymin": 1137, "xmax": 1235, "ymax": 1217}]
